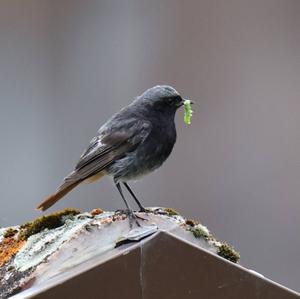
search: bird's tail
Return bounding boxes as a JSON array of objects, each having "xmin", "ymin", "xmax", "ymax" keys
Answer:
[{"xmin": 37, "ymin": 179, "xmax": 82, "ymax": 211}]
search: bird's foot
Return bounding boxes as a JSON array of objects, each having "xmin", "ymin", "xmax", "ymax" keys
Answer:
[
  {"xmin": 114, "ymin": 209, "xmax": 146, "ymax": 228},
  {"xmin": 138, "ymin": 206, "xmax": 148, "ymax": 213}
]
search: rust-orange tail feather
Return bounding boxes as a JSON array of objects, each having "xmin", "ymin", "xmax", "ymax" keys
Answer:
[{"xmin": 37, "ymin": 180, "xmax": 82, "ymax": 211}]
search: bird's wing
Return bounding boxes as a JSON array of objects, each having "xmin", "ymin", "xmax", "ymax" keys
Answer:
[
  {"xmin": 37, "ymin": 118, "xmax": 151, "ymax": 212},
  {"xmin": 67, "ymin": 118, "xmax": 152, "ymax": 181}
]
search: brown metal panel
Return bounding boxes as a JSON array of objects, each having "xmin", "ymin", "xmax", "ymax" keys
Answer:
[
  {"xmin": 141, "ymin": 233, "xmax": 299, "ymax": 299},
  {"xmin": 12, "ymin": 232, "xmax": 298, "ymax": 299}
]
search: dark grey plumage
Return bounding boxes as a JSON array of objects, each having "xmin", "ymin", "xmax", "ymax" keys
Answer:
[{"xmin": 37, "ymin": 85, "xmax": 185, "ymax": 211}]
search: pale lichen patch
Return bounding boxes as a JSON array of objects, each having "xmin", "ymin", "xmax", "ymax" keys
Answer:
[{"xmin": 13, "ymin": 216, "xmax": 92, "ymax": 272}]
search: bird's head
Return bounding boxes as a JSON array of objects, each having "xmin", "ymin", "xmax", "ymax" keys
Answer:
[{"xmin": 139, "ymin": 85, "xmax": 186, "ymax": 113}]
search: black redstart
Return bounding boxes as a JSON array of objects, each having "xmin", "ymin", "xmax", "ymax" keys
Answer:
[{"xmin": 37, "ymin": 85, "xmax": 189, "ymax": 219}]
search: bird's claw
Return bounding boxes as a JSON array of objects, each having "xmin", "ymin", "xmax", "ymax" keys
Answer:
[{"xmin": 114, "ymin": 209, "xmax": 149, "ymax": 228}]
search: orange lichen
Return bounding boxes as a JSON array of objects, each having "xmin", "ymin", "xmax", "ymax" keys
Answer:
[
  {"xmin": 0, "ymin": 238, "xmax": 25, "ymax": 267},
  {"xmin": 90, "ymin": 208, "xmax": 104, "ymax": 216}
]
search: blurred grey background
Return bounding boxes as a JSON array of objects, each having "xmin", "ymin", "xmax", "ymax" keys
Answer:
[{"xmin": 0, "ymin": 0, "xmax": 299, "ymax": 291}]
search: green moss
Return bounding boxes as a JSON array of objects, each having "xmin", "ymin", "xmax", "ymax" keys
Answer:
[
  {"xmin": 164, "ymin": 208, "xmax": 180, "ymax": 216},
  {"xmin": 3, "ymin": 228, "xmax": 18, "ymax": 238},
  {"xmin": 190, "ymin": 227, "xmax": 209, "ymax": 240},
  {"xmin": 218, "ymin": 243, "xmax": 240, "ymax": 263},
  {"xmin": 19, "ymin": 208, "xmax": 80, "ymax": 240}
]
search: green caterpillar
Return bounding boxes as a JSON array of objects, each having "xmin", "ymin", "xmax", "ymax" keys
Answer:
[{"xmin": 183, "ymin": 99, "xmax": 193, "ymax": 125}]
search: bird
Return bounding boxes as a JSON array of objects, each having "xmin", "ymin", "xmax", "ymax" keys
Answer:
[{"xmin": 37, "ymin": 85, "xmax": 189, "ymax": 222}]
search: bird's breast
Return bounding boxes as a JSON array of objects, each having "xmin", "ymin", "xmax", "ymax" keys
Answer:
[{"xmin": 108, "ymin": 121, "xmax": 176, "ymax": 182}]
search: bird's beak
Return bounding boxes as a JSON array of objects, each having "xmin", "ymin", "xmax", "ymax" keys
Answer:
[{"xmin": 178, "ymin": 98, "xmax": 194, "ymax": 107}]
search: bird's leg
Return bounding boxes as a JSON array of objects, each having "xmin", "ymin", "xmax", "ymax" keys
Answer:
[
  {"xmin": 123, "ymin": 182, "xmax": 147, "ymax": 212},
  {"xmin": 115, "ymin": 182, "xmax": 140, "ymax": 228}
]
